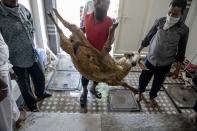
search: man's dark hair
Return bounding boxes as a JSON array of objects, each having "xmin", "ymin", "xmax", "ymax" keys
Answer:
[{"xmin": 170, "ymin": 0, "xmax": 187, "ymax": 14}]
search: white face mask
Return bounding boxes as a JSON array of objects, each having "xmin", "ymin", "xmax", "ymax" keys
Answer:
[
  {"xmin": 163, "ymin": 14, "xmax": 180, "ymax": 30},
  {"xmin": 166, "ymin": 14, "xmax": 180, "ymax": 24}
]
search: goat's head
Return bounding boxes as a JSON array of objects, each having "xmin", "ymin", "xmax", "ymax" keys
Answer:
[{"xmin": 124, "ymin": 52, "xmax": 142, "ymax": 66}]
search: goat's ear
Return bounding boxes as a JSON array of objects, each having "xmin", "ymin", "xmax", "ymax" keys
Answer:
[
  {"xmin": 124, "ymin": 53, "xmax": 131, "ymax": 58},
  {"xmin": 124, "ymin": 53, "xmax": 135, "ymax": 58},
  {"xmin": 130, "ymin": 53, "xmax": 135, "ymax": 57}
]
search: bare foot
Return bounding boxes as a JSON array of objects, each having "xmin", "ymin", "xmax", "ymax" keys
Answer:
[
  {"xmin": 149, "ymin": 99, "xmax": 158, "ymax": 108},
  {"xmin": 190, "ymin": 112, "xmax": 197, "ymax": 125},
  {"xmin": 136, "ymin": 93, "xmax": 143, "ymax": 102},
  {"xmin": 136, "ymin": 93, "xmax": 149, "ymax": 105},
  {"xmin": 16, "ymin": 108, "xmax": 26, "ymax": 128}
]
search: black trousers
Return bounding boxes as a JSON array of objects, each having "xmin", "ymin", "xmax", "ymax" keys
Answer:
[
  {"xmin": 194, "ymin": 100, "xmax": 197, "ymax": 112},
  {"xmin": 81, "ymin": 76, "xmax": 98, "ymax": 92},
  {"xmin": 81, "ymin": 76, "xmax": 89, "ymax": 87},
  {"xmin": 139, "ymin": 59, "xmax": 171, "ymax": 99},
  {"xmin": 192, "ymin": 74, "xmax": 197, "ymax": 85},
  {"xmin": 13, "ymin": 62, "xmax": 45, "ymax": 109}
]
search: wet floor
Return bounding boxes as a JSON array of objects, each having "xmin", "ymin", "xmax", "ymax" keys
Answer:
[
  {"xmin": 16, "ymin": 53, "xmax": 197, "ymax": 131},
  {"xmin": 38, "ymin": 54, "xmax": 196, "ymax": 115}
]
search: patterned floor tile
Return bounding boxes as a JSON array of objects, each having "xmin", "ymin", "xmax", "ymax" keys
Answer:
[
  {"xmin": 164, "ymin": 84, "xmax": 197, "ymax": 108},
  {"xmin": 38, "ymin": 55, "xmax": 194, "ymax": 115},
  {"xmin": 48, "ymin": 71, "xmax": 82, "ymax": 91},
  {"xmin": 108, "ymin": 89, "xmax": 140, "ymax": 112},
  {"xmin": 139, "ymin": 91, "xmax": 179, "ymax": 115}
]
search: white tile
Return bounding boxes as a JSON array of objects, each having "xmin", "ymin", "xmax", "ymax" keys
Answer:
[{"xmin": 18, "ymin": 113, "xmax": 101, "ymax": 131}]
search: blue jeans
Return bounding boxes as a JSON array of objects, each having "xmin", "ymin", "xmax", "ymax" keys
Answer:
[{"xmin": 138, "ymin": 59, "xmax": 171, "ymax": 99}]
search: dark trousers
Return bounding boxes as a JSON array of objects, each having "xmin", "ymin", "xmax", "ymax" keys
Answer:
[
  {"xmin": 13, "ymin": 62, "xmax": 45, "ymax": 109},
  {"xmin": 139, "ymin": 59, "xmax": 171, "ymax": 99},
  {"xmin": 194, "ymin": 100, "xmax": 197, "ymax": 112},
  {"xmin": 81, "ymin": 76, "xmax": 89, "ymax": 87},
  {"xmin": 192, "ymin": 74, "xmax": 197, "ymax": 85},
  {"xmin": 81, "ymin": 76, "xmax": 98, "ymax": 93}
]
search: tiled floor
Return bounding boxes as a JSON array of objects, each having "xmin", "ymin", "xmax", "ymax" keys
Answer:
[
  {"xmin": 18, "ymin": 112, "xmax": 197, "ymax": 131},
  {"xmin": 108, "ymin": 89, "xmax": 140, "ymax": 112},
  {"xmin": 164, "ymin": 85, "xmax": 197, "ymax": 107},
  {"xmin": 140, "ymin": 91, "xmax": 178, "ymax": 114},
  {"xmin": 16, "ymin": 54, "xmax": 197, "ymax": 131},
  {"xmin": 48, "ymin": 71, "xmax": 81, "ymax": 91},
  {"xmin": 38, "ymin": 54, "xmax": 196, "ymax": 115}
]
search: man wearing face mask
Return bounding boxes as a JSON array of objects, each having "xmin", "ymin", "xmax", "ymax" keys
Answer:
[
  {"xmin": 80, "ymin": 0, "xmax": 113, "ymax": 107},
  {"xmin": 0, "ymin": 0, "xmax": 52, "ymax": 112},
  {"xmin": 137, "ymin": 0, "xmax": 189, "ymax": 107}
]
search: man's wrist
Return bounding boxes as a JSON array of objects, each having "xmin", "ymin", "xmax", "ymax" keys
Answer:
[{"xmin": 138, "ymin": 46, "xmax": 144, "ymax": 53}]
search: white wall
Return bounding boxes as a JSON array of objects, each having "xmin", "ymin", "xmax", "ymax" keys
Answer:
[
  {"xmin": 185, "ymin": 0, "xmax": 197, "ymax": 64},
  {"xmin": 56, "ymin": 0, "xmax": 85, "ymax": 36},
  {"xmin": 114, "ymin": 0, "xmax": 171, "ymax": 53},
  {"xmin": 108, "ymin": 0, "xmax": 119, "ymax": 19},
  {"xmin": 31, "ymin": 0, "xmax": 48, "ymax": 49},
  {"xmin": 114, "ymin": 0, "xmax": 149, "ymax": 53},
  {"xmin": 19, "ymin": 0, "xmax": 31, "ymax": 11},
  {"xmin": 19, "ymin": 0, "xmax": 48, "ymax": 50},
  {"xmin": 143, "ymin": 0, "xmax": 171, "ymax": 37}
]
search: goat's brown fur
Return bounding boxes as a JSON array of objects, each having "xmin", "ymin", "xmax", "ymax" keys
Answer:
[{"xmin": 48, "ymin": 9, "xmax": 138, "ymax": 93}]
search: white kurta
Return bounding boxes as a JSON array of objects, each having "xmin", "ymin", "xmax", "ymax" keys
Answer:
[{"xmin": 0, "ymin": 33, "xmax": 20, "ymax": 131}]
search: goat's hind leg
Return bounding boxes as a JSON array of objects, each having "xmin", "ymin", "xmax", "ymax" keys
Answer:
[
  {"xmin": 51, "ymin": 8, "xmax": 88, "ymax": 43},
  {"xmin": 52, "ymin": 9, "xmax": 82, "ymax": 34},
  {"xmin": 47, "ymin": 11, "xmax": 73, "ymax": 54},
  {"xmin": 118, "ymin": 82, "xmax": 138, "ymax": 94},
  {"xmin": 47, "ymin": 11, "xmax": 62, "ymax": 32}
]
